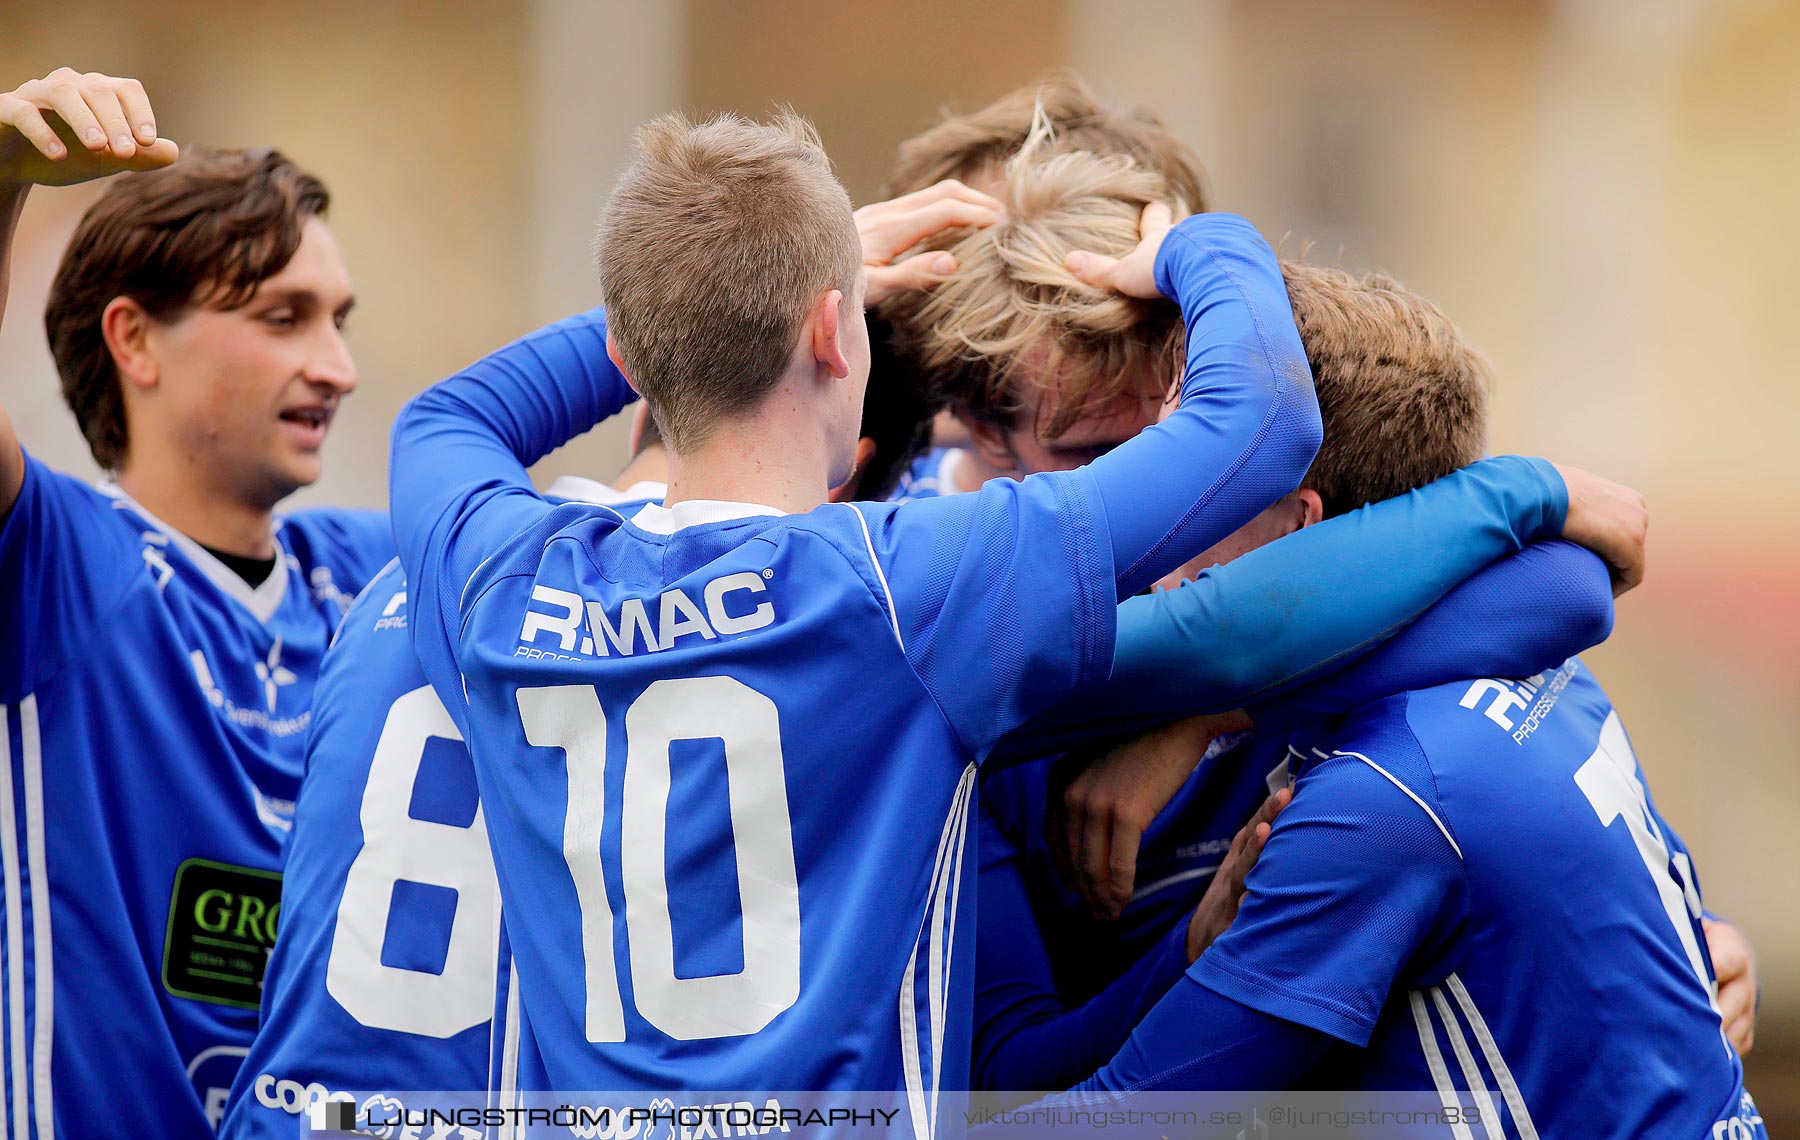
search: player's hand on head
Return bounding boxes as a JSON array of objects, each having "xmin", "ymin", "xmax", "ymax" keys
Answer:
[
  {"xmin": 1551, "ymin": 464, "xmax": 1648, "ymax": 597},
  {"xmin": 855, "ymin": 179, "xmax": 1002, "ymax": 306},
  {"xmin": 1045, "ymin": 710, "xmax": 1252, "ymax": 920},
  {"xmin": 1186, "ymin": 787, "xmax": 1289, "ymax": 963},
  {"xmin": 1, "ymin": 68, "xmax": 176, "ymax": 189},
  {"xmin": 1065, "ymin": 201, "xmax": 1177, "ymax": 300},
  {"xmin": 1704, "ymin": 917, "xmax": 1758, "ymax": 1056}
]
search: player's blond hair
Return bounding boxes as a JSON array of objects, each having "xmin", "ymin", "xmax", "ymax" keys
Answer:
[
  {"xmin": 882, "ymin": 79, "xmax": 1208, "ymax": 437},
  {"xmin": 595, "ymin": 111, "xmax": 862, "ymax": 451},
  {"xmin": 895, "ymin": 139, "xmax": 1492, "ymax": 502},
  {"xmin": 886, "ymin": 73, "xmax": 1209, "ymax": 213},
  {"xmin": 884, "ymin": 117, "xmax": 1187, "ymax": 438}
]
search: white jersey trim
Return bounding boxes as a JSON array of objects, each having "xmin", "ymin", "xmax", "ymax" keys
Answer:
[
  {"xmin": 21, "ymin": 696, "xmax": 53, "ymax": 1140},
  {"xmin": 542, "ymin": 476, "xmax": 668, "ymax": 506},
  {"xmin": 1429, "ymin": 987, "xmax": 1504, "ymax": 1138},
  {"xmin": 2, "ymin": 703, "xmax": 27, "ymax": 1140},
  {"xmin": 98, "ymin": 483, "xmax": 289, "ymax": 623},
  {"xmin": 1409, "ymin": 991, "xmax": 1475, "ymax": 1140},
  {"xmin": 1327, "ymin": 750, "xmax": 1463, "ymax": 860},
  {"xmin": 844, "ymin": 505, "xmax": 904, "ymax": 652},
  {"xmin": 899, "ymin": 763, "xmax": 976, "ymax": 1140},
  {"xmin": 628, "ymin": 499, "xmax": 784, "ymax": 535},
  {"xmin": 1447, "ymin": 974, "xmax": 1538, "ymax": 1139}
]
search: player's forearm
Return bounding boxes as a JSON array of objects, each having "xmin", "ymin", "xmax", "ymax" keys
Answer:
[
  {"xmin": 1002, "ymin": 456, "xmax": 1569, "ymax": 751},
  {"xmin": 0, "ymin": 182, "xmax": 27, "ymax": 336},
  {"xmin": 976, "ymin": 920, "xmax": 1192, "ymax": 1094},
  {"xmin": 0, "ymin": 184, "xmax": 24, "ymax": 516},
  {"xmin": 1063, "ymin": 978, "xmax": 1331, "ymax": 1094},
  {"xmin": 388, "ymin": 308, "xmax": 633, "ymax": 580},
  {"xmin": 1085, "ymin": 214, "xmax": 1322, "ymax": 600},
  {"xmin": 1257, "ymin": 538, "xmax": 1612, "ymax": 726}
]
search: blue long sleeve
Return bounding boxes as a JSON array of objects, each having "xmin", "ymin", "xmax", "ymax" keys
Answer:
[
  {"xmin": 1081, "ymin": 215, "xmax": 1321, "ymax": 600},
  {"xmin": 973, "ymin": 983, "xmax": 1330, "ymax": 1137},
  {"xmin": 1253, "ymin": 539, "xmax": 1612, "ymax": 727},
  {"xmin": 387, "ymin": 307, "xmax": 637, "ymax": 726},
  {"xmin": 1068, "ymin": 979, "xmax": 1332, "ymax": 1093},
  {"xmin": 973, "ymin": 808, "xmax": 1193, "ymax": 1096},
  {"xmin": 997, "ymin": 456, "xmax": 1571, "ymax": 759}
]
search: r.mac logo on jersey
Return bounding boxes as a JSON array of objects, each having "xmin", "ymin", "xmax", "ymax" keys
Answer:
[{"xmin": 517, "ymin": 573, "xmax": 776, "ymax": 660}]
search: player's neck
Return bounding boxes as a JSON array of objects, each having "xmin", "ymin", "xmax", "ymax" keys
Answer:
[
  {"xmin": 663, "ymin": 416, "xmax": 842, "ymax": 515},
  {"xmin": 661, "ymin": 367, "xmax": 853, "ymax": 515},
  {"xmin": 115, "ymin": 461, "xmax": 279, "ymax": 559},
  {"xmin": 610, "ymin": 445, "xmax": 668, "ymax": 492}
]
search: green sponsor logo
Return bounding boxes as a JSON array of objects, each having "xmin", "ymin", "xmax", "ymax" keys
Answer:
[{"xmin": 162, "ymin": 858, "xmax": 283, "ymax": 1010}]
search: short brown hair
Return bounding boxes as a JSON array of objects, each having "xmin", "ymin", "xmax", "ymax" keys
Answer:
[
  {"xmin": 901, "ymin": 145, "xmax": 1491, "ymax": 506},
  {"xmin": 885, "ymin": 125, "xmax": 1186, "ymax": 439},
  {"xmin": 44, "ymin": 147, "xmax": 330, "ymax": 470},
  {"xmin": 887, "ymin": 73, "xmax": 1208, "ymax": 212},
  {"xmin": 595, "ymin": 111, "xmax": 861, "ymax": 451},
  {"xmin": 1284, "ymin": 262, "xmax": 1491, "ymax": 517}
]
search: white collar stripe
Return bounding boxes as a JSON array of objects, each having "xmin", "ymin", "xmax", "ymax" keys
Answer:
[
  {"xmin": 628, "ymin": 499, "xmax": 785, "ymax": 535},
  {"xmin": 98, "ymin": 484, "xmax": 288, "ymax": 623}
]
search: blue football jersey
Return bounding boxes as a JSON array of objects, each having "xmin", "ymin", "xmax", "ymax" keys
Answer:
[
  {"xmin": 391, "ymin": 218, "xmax": 1320, "ymax": 1133},
  {"xmin": 1192, "ymin": 662, "xmax": 1763, "ymax": 1138},
  {"xmin": 221, "ymin": 478, "xmax": 665, "ymax": 1140},
  {"xmin": 0, "ymin": 453, "xmax": 392, "ymax": 1137},
  {"xmin": 886, "ymin": 448, "xmax": 967, "ymax": 503},
  {"xmin": 425, "ymin": 488, "xmax": 1115, "ymax": 1127}
]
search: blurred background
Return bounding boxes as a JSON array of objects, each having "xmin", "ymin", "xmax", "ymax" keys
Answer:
[{"xmin": 4, "ymin": 0, "xmax": 1797, "ymax": 1123}]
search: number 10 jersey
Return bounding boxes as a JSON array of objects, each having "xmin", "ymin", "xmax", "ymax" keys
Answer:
[{"xmin": 421, "ymin": 481, "xmax": 1116, "ymax": 1131}]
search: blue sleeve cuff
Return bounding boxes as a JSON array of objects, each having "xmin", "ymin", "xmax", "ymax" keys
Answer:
[{"xmin": 1522, "ymin": 456, "xmax": 1568, "ymax": 535}]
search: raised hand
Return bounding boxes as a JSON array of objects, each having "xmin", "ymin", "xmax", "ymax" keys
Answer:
[
  {"xmin": 1065, "ymin": 201, "xmax": 1177, "ymax": 300},
  {"xmin": 1, "ymin": 68, "xmax": 178, "ymax": 189},
  {"xmin": 1552, "ymin": 464, "xmax": 1649, "ymax": 596},
  {"xmin": 854, "ymin": 179, "xmax": 1001, "ymax": 306}
]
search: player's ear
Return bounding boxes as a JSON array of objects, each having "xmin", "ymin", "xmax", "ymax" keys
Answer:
[
  {"xmin": 1295, "ymin": 488, "xmax": 1324, "ymax": 529},
  {"xmin": 101, "ymin": 296, "xmax": 158, "ymax": 391},
  {"xmin": 605, "ymin": 332, "xmax": 639, "ymax": 394},
  {"xmin": 810, "ymin": 288, "xmax": 851, "ymax": 380},
  {"xmin": 827, "ymin": 437, "xmax": 878, "ymax": 504},
  {"xmin": 962, "ymin": 412, "xmax": 1016, "ymax": 475}
]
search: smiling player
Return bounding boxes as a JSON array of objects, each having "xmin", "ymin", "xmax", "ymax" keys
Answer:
[{"xmin": 0, "ymin": 68, "xmax": 392, "ymax": 1134}]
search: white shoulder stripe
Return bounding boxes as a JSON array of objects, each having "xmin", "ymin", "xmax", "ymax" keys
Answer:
[
  {"xmin": 499, "ymin": 967, "xmax": 522, "ymax": 1140},
  {"xmin": 1409, "ymin": 991, "xmax": 1475, "ymax": 1140},
  {"xmin": 1330, "ymin": 750, "xmax": 1463, "ymax": 860},
  {"xmin": 1447, "ymin": 974, "xmax": 1538, "ymax": 1139},
  {"xmin": 1429, "ymin": 987, "xmax": 1506, "ymax": 1139},
  {"xmin": 1, "ymin": 704, "xmax": 28, "ymax": 1140},
  {"xmin": 20, "ymin": 696, "xmax": 52, "ymax": 1140},
  {"xmin": 843, "ymin": 505, "xmax": 904, "ymax": 652}
]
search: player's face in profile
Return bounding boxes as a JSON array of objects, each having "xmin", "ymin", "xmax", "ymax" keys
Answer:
[
  {"xmin": 152, "ymin": 217, "xmax": 358, "ymax": 505},
  {"xmin": 988, "ymin": 354, "xmax": 1164, "ymax": 476}
]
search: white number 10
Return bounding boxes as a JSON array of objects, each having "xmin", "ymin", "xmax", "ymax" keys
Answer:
[{"xmin": 518, "ymin": 676, "xmax": 802, "ymax": 1042}]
